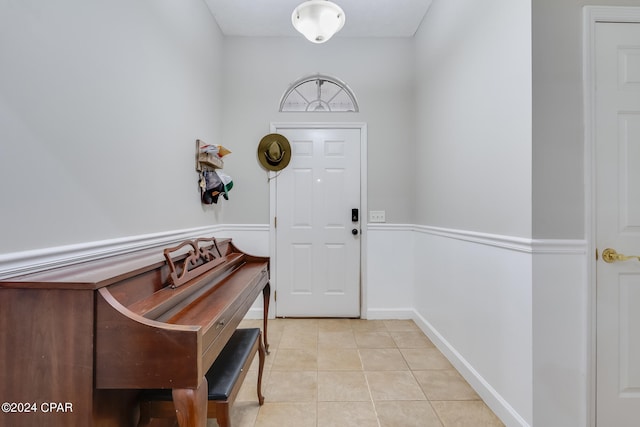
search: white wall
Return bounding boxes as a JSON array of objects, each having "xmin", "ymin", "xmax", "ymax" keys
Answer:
[
  {"xmin": 531, "ymin": 1, "xmax": 639, "ymax": 425},
  {"xmin": 411, "ymin": 1, "xmax": 614, "ymax": 425},
  {"xmin": 218, "ymin": 37, "xmax": 416, "ymax": 225},
  {"xmin": 0, "ymin": 0, "xmax": 224, "ymax": 254},
  {"xmin": 216, "ymin": 36, "xmax": 417, "ymax": 322},
  {"xmin": 532, "ymin": 245, "xmax": 588, "ymax": 427},
  {"xmin": 414, "ymin": 0, "xmax": 532, "ymax": 238},
  {"xmin": 413, "ymin": 229, "xmax": 533, "ymax": 426},
  {"xmin": 365, "ymin": 226, "xmax": 415, "ymax": 319},
  {"xmin": 532, "ymin": 0, "xmax": 583, "ymax": 239},
  {"xmin": 413, "ymin": 0, "xmax": 534, "ymax": 425},
  {"xmin": 532, "ymin": 0, "xmax": 640, "ymax": 239}
]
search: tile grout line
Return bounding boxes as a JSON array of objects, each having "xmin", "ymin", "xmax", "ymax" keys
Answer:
[
  {"xmin": 242, "ymin": 318, "xmax": 502, "ymax": 427},
  {"xmin": 401, "ymin": 345, "xmax": 447, "ymax": 427},
  {"xmin": 355, "ymin": 320, "xmax": 380, "ymax": 426}
]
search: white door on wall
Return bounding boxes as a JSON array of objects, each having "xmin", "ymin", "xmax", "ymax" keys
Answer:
[
  {"xmin": 595, "ymin": 22, "xmax": 640, "ymax": 427},
  {"xmin": 273, "ymin": 126, "xmax": 361, "ymax": 317}
]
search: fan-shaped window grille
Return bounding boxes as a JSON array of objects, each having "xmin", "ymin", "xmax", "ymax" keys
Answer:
[{"xmin": 279, "ymin": 74, "xmax": 359, "ymax": 112}]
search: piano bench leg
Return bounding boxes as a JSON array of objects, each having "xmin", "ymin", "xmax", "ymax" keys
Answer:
[
  {"xmin": 257, "ymin": 331, "xmax": 266, "ymax": 405},
  {"xmin": 207, "ymin": 401, "xmax": 230, "ymax": 427}
]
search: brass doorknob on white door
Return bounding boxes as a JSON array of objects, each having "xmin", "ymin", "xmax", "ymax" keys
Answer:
[{"xmin": 602, "ymin": 248, "xmax": 640, "ymax": 263}]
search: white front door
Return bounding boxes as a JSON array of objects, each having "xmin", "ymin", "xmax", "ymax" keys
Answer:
[
  {"xmin": 273, "ymin": 125, "xmax": 361, "ymax": 317},
  {"xmin": 595, "ymin": 22, "xmax": 640, "ymax": 426}
]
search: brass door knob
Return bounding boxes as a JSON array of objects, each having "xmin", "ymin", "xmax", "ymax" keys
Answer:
[{"xmin": 602, "ymin": 248, "xmax": 640, "ymax": 263}]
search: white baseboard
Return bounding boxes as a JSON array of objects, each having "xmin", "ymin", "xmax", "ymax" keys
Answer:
[{"xmin": 411, "ymin": 309, "xmax": 531, "ymax": 427}]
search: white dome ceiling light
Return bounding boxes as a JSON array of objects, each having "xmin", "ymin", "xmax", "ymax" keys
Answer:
[{"xmin": 291, "ymin": 0, "xmax": 345, "ymax": 44}]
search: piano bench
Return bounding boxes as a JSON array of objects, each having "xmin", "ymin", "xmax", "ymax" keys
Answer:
[{"xmin": 138, "ymin": 328, "xmax": 265, "ymax": 427}]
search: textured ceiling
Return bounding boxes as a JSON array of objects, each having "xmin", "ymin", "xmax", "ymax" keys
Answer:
[{"xmin": 203, "ymin": 0, "xmax": 433, "ymax": 38}]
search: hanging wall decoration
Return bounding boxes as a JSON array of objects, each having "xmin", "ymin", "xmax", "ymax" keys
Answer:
[
  {"xmin": 257, "ymin": 133, "xmax": 291, "ymax": 172},
  {"xmin": 196, "ymin": 139, "xmax": 233, "ymax": 204}
]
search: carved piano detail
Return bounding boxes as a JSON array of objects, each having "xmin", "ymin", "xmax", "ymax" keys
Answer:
[
  {"xmin": 0, "ymin": 238, "xmax": 270, "ymax": 427},
  {"xmin": 164, "ymin": 237, "xmax": 225, "ymax": 288}
]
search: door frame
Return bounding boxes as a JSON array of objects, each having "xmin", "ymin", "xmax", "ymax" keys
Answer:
[
  {"xmin": 584, "ymin": 7, "xmax": 640, "ymax": 426},
  {"xmin": 268, "ymin": 122, "xmax": 368, "ymax": 318}
]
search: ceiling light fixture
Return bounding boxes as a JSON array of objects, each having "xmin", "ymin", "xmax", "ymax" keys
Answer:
[{"xmin": 291, "ymin": 0, "xmax": 345, "ymax": 44}]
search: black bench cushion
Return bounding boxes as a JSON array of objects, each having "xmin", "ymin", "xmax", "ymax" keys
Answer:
[
  {"xmin": 141, "ymin": 328, "xmax": 260, "ymax": 401},
  {"xmin": 205, "ymin": 328, "xmax": 260, "ymax": 400}
]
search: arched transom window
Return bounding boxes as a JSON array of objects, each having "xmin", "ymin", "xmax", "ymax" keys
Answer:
[{"xmin": 279, "ymin": 74, "xmax": 359, "ymax": 112}]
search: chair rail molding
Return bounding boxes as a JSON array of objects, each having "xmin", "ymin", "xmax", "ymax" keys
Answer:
[
  {"xmin": 412, "ymin": 224, "xmax": 586, "ymax": 254},
  {"xmin": 0, "ymin": 224, "xmax": 268, "ymax": 279}
]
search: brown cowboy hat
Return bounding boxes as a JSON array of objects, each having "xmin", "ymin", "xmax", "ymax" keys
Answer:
[{"xmin": 257, "ymin": 133, "xmax": 291, "ymax": 171}]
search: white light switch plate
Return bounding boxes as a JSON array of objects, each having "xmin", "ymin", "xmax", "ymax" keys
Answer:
[{"xmin": 369, "ymin": 210, "xmax": 386, "ymax": 223}]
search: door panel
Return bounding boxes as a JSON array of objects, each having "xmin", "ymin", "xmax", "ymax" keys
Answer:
[
  {"xmin": 619, "ymin": 114, "xmax": 640, "ymax": 230},
  {"xmin": 595, "ymin": 22, "xmax": 640, "ymax": 426},
  {"xmin": 274, "ymin": 127, "xmax": 361, "ymax": 317}
]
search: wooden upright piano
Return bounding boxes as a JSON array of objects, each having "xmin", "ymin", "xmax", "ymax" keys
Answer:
[{"xmin": 0, "ymin": 237, "xmax": 270, "ymax": 427}]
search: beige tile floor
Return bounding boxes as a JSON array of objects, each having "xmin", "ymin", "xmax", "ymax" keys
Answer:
[{"xmin": 210, "ymin": 318, "xmax": 504, "ymax": 427}]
